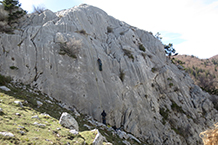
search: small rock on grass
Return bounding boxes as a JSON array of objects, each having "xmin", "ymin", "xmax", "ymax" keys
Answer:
[
  {"xmin": 69, "ymin": 129, "xmax": 78, "ymax": 135},
  {"xmin": 0, "ymin": 132, "xmax": 14, "ymax": 137},
  {"xmin": 14, "ymin": 101, "xmax": 23, "ymax": 108},
  {"xmin": 33, "ymin": 122, "xmax": 46, "ymax": 127},
  {"xmin": 0, "ymin": 86, "xmax": 11, "ymax": 91},
  {"xmin": 19, "ymin": 131, "xmax": 25, "ymax": 135},
  {"xmin": 36, "ymin": 101, "xmax": 43, "ymax": 107},
  {"xmin": 32, "ymin": 115, "xmax": 39, "ymax": 119},
  {"xmin": 15, "ymin": 113, "xmax": 21, "ymax": 116},
  {"xmin": 0, "ymin": 108, "xmax": 3, "ymax": 112}
]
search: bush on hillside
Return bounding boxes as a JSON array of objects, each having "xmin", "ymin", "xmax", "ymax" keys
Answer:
[
  {"xmin": 59, "ymin": 38, "xmax": 82, "ymax": 59},
  {"xmin": 0, "ymin": 21, "xmax": 12, "ymax": 33},
  {"xmin": 1, "ymin": 0, "xmax": 27, "ymax": 25},
  {"xmin": 0, "ymin": 4, "xmax": 8, "ymax": 21}
]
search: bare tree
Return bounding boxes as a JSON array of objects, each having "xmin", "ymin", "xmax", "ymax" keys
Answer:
[{"xmin": 33, "ymin": 5, "xmax": 46, "ymax": 14}]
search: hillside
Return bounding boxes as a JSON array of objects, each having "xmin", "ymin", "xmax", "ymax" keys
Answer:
[
  {"xmin": 0, "ymin": 74, "xmax": 141, "ymax": 144},
  {"xmin": 1, "ymin": 4, "xmax": 218, "ymax": 144},
  {"xmin": 173, "ymin": 55, "xmax": 218, "ymax": 94}
]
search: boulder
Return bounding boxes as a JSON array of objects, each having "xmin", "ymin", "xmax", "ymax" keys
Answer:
[
  {"xmin": 69, "ymin": 129, "xmax": 79, "ymax": 135},
  {"xmin": 14, "ymin": 101, "xmax": 23, "ymax": 108},
  {"xmin": 0, "ymin": 86, "xmax": 10, "ymax": 91},
  {"xmin": 0, "ymin": 132, "xmax": 14, "ymax": 137},
  {"xmin": 59, "ymin": 112, "xmax": 79, "ymax": 131},
  {"xmin": 92, "ymin": 129, "xmax": 104, "ymax": 145},
  {"xmin": 36, "ymin": 101, "xmax": 43, "ymax": 107}
]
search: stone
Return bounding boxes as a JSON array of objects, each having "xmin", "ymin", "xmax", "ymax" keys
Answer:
[
  {"xmin": 127, "ymin": 134, "xmax": 141, "ymax": 144},
  {"xmin": 15, "ymin": 113, "xmax": 21, "ymax": 116},
  {"xmin": 0, "ymin": 108, "xmax": 3, "ymax": 113},
  {"xmin": 32, "ymin": 115, "xmax": 39, "ymax": 119},
  {"xmin": 69, "ymin": 129, "xmax": 78, "ymax": 135},
  {"xmin": 122, "ymin": 140, "xmax": 131, "ymax": 145},
  {"xmin": 19, "ymin": 131, "xmax": 25, "ymax": 135},
  {"xmin": 59, "ymin": 112, "xmax": 79, "ymax": 131},
  {"xmin": 33, "ymin": 122, "xmax": 46, "ymax": 127},
  {"xmin": 14, "ymin": 101, "xmax": 23, "ymax": 108},
  {"xmin": 92, "ymin": 129, "xmax": 103, "ymax": 145},
  {"xmin": 36, "ymin": 101, "xmax": 43, "ymax": 107},
  {"xmin": 84, "ymin": 124, "xmax": 91, "ymax": 130},
  {"xmin": 117, "ymin": 130, "xmax": 128, "ymax": 139},
  {"xmin": 0, "ymin": 132, "xmax": 14, "ymax": 137},
  {"xmin": 0, "ymin": 86, "xmax": 10, "ymax": 91}
]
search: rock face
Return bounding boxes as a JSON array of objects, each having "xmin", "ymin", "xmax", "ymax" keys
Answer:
[{"xmin": 0, "ymin": 4, "xmax": 218, "ymax": 144}]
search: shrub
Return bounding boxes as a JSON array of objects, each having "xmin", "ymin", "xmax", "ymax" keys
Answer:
[
  {"xmin": 0, "ymin": 5, "xmax": 8, "ymax": 21},
  {"xmin": 123, "ymin": 49, "xmax": 134, "ymax": 61},
  {"xmin": 159, "ymin": 107, "xmax": 169, "ymax": 125},
  {"xmin": 141, "ymin": 53, "xmax": 146, "ymax": 59},
  {"xmin": 169, "ymin": 83, "xmax": 174, "ymax": 88},
  {"xmin": 151, "ymin": 67, "xmax": 157, "ymax": 73},
  {"xmin": 0, "ymin": 74, "xmax": 12, "ymax": 85},
  {"xmin": 59, "ymin": 38, "xmax": 82, "ymax": 59},
  {"xmin": 33, "ymin": 5, "xmax": 46, "ymax": 14},
  {"xmin": 0, "ymin": 21, "xmax": 12, "ymax": 33},
  {"xmin": 171, "ymin": 100, "xmax": 185, "ymax": 113},
  {"xmin": 76, "ymin": 29, "xmax": 87, "ymax": 35},
  {"xmin": 10, "ymin": 66, "xmax": 18, "ymax": 70},
  {"xmin": 107, "ymin": 26, "xmax": 113, "ymax": 33},
  {"xmin": 119, "ymin": 69, "xmax": 125, "ymax": 82},
  {"xmin": 167, "ymin": 78, "xmax": 172, "ymax": 81},
  {"xmin": 120, "ymin": 32, "xmax": 124, "ymax": 35},
  {"xmin": 139, "ymin": 44, "xmax": 145, "ymax": 52}
]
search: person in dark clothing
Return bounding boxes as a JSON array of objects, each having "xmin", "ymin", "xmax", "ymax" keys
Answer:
[
  {"xmin": 101, "ymin": 110, "xmax": 107, "ymax": 125},
  {"xmin": 97, "ymin": 58, "xmax": 102, "ymax": 71}
]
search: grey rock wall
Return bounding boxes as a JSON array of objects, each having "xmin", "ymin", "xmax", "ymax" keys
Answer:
[{"xmin": 0, "ymin": 4, "xmax": 217, "ymax": 144}]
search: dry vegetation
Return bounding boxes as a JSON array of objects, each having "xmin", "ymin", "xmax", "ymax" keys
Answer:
[{"xmin": 173, "ymin": 54, "xmax": 218, "ymax": 95}]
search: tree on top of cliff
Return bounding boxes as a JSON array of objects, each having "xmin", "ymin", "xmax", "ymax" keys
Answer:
[
  {"xmin": 155, "ymin": 32, "xmax": 178, "ymax": 59},
  {"xmin": 164, "ymin": 43, "xmax": 178, "ymax": 59},
  {"xmin": 0, "ymin": 0, "xmax": 26, "ymax": 25}
]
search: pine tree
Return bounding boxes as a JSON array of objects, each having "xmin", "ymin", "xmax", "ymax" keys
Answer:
[
  {"xmin": 1, "ymin": 0, "xmax": 26, "ymax": 25},
  {"xmin": 164, "ymin": 43, "xmax": 178, "ymax": 59}
]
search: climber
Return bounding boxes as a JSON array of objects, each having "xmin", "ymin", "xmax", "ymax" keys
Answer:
[
  {"xmin": 97, "ymin": 58, "xmax": 102, "ymax": 71},
  {"xmin": 101, "ymin": 110, "xmax": 107, "ymax": 125}
]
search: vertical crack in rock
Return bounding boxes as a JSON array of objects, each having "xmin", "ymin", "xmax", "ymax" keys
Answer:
[{"xmin": 30, "ymin": 26, "xmax": 43, "ymax": 82}]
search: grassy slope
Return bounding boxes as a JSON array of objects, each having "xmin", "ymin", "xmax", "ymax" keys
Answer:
[{"xmin": 0, "ymin": 76, "xmax": 142, "ymax": 145}]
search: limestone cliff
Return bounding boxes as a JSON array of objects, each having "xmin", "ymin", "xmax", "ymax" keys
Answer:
[{"xmin": 0, "ymin": 4, "xmax": 217, "ymax": 144}]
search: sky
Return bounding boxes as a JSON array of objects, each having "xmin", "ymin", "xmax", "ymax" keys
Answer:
[{"xmin": 19, "ymin": 0, "xmax": 218, "ymax": 59}]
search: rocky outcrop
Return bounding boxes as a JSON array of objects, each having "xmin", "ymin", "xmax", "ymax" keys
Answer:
[
  {"xmin": 59, "ymin": 112, "xmax": 79, "ymax": 131},
  {"xmin": 0, "ymin": 4, "xmax": 217, "ymax": 144}
]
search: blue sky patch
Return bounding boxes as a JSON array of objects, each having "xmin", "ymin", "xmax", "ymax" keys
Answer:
[{"xmin": 159, "ymin": 31, "xmax": 187, "ymax": 45}]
